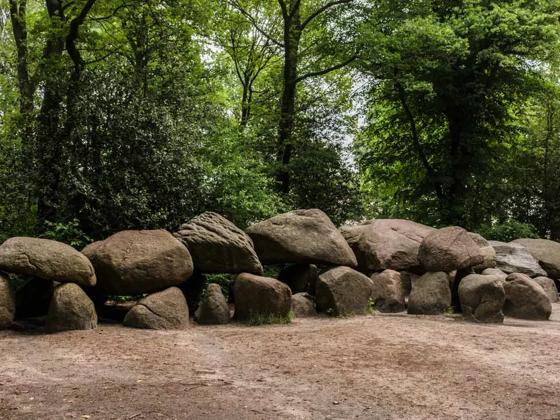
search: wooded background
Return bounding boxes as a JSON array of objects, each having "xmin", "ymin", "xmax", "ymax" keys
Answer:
[{"xmin": 1, "ymin": 0, "xmax": 559, "ymax": 245}]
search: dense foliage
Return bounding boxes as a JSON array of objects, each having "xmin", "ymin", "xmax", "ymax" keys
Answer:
[{"xmin": 0, "ymin": 0, "xmax": 559, "ymax": 243}]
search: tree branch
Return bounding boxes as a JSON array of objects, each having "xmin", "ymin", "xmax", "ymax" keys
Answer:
[
  {"xmin": 395, "ymin": 80, "xmax": 444, "ymax": 202},
  {"xmin": 295, "ymin": 54, "xmax": 357, "ymax": 83},
  {"xmin": 277, "ymin": 0, "xmax": 288, "ymax": 18},
  {"xmin": 230, "ymin": 0, "xmax": 284, "ymax": 47},
  {"xmin": 66, "ymin": 0, "xmax": 97, "ymax": 71},
  {"xmin": 289, "ymin": 0, "xmax": 301, "ymax": 18},
  {"xmin": 90, "ymin": 2, "xmax": 132, "ymax": 21},
  {"xmin": 301, "ymin": 0, "xmax": 353, "ymax": 29}
]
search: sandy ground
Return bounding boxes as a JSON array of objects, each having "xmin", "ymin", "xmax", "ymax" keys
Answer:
[{"xmin": 2, "ymin": 306, "xmax": 560, "ymax": 420}]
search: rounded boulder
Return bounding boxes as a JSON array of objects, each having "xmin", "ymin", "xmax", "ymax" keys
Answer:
[
  {"xmin": 407, "ymin": 272, "xmax": 452, "ymax": 315},
  {"xmin": 513, "ymin": 239, "xmax": 560, "ymax": 279},
  {"xmin": 83, "ymin": 230, "xmax": 193, "ymax": 295},
  {"xmin": 291, "ymin": 292, "xmax": 317, "ymax": 318},
  {"xmin": 459, "ymin": 274, "xmax": 505, "ymax": 323},
  {"xmin": 489, "ymin": 241, "xmax": 546, "ymax": 278},
  {"xmin": 0, "ymin": 237, "xmax": 95, "ymax": 287},
  {"xmin": 369, "ymin": 270, "xmax": 406, "ymax": 313},
  {"xmin": 124, "ymin": 287, "xmax": 189, "ymax": 330},
  {"xmin": 419, "ymin": 227, "xmax": 485, "ymax": 273},
  {"xmin": 503, "ymin": 273, "xmax": 551, "ymax": 320},
  {"xmin": 533, "ymin": 276, "xmax": 559, "ymax": 303},
  {"xmin": 246, "ymin": 209, "xmax": 357, "ymax": 267},
  {"xmin": 175, "ymin": 212, "xmax": 263, "ymax": 275},
  {"xmin": 195, "ymin": 283, "xmax": 230, "ymax": 325},
  {"xmin": 233, "ymin": 273, "xmax": 292, "ymax": 321},
  {"xmin": 46, "ymin": 283, "xmax": 97, "ymax": 332},
  {"xmin": 341, "ymin": 219, "xmax": 435, "ymax": 273},
  {"xmin": 315, "ymin": 267, "xmax": 373, "ymax": 316}
]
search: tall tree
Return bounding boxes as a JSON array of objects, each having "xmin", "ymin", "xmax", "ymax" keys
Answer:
[
  {"xmin": 8, "ymin": 0, "xmax": 33, "ymax": 133},
  {"xmin": 231, "ymin": 0, "xmax": 357, "ymax": 193},
  {"xmin": 215, "ymin": 3, "xmax": 278, "ymax": 127},
  {"xmin": 357, "ymin": 0, "xmax": 560, "ymax": 227},
  {"xmin": 34, "ymin": 0, "xmax": 98, "ymax": 224}
]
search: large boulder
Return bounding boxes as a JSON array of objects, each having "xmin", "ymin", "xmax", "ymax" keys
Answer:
[
  {"xmin": 291, "ymin": 293, "xmax": 317, "ymax": 318},
  {"xmin": 233, "ymin": 273, "xmax": 291, "ymax": 321},
  {"xmin": 246, "ymin": 209, "xmax": 357, "ymax": 267},
  {"xmin": 0, "ymin": 274, "xmax": 15, "ymax": 329},
  {"xmin": 0, "ymin": 237, "xmax": 95, "ymax": 286},
  {"xmin": 481, "ymin": 268, "xmax": 508, "ymax": 280},
  {"xmin": 46, "ymin": 283, "xmax": 97, "ymax": 332},
  {"xmin": 195, "ymin": 283, "xmax": 230, "ymax": 325},
  {"xmin": 341, "ymin": 219, "xmax": 434, "ymax": 273},
  {"xmin": 83, "ymin": 230, "xmax": 193, "ymax": 295},
  {"xmin": 503, "ymin": 273, "xmax": 551, "ymax": 320},
  {"xmin": 469, "ymin": 233, "xmax": 496, "ymax": 271},
  {"xmin": 174, "ymin": 212, "xmax": 263, "ymax": 275},
  {"xmin": 533, "ymin": 277, "xmax": 559, "ymax": 303},
  {"xmin": 315, "ymin": 267, "xmax": 373, "ymax": 316},
  {"xmin": 407, "ymin": 272, "xmax": 452, "ymax": 315},
  {"xmin": 513, "ymin": 239, "xmax": 560, "ymax": 279},
  {"xmin": 458, "ymin": 274, "xmax": 505, "ymax": 323},
  {"xmin": 278, "ymin": 263, "xmax": 319, "ymax": 294},
  {"xmin": 124, "ymin": 287, "xmax": 189, "ymax": 329},
  {"xmin": 489, "ymin": 241, "xmax": 546, "ymax": 277},
  {"xmin": 369, "ymin": 270, "xmax": 406, "ymax": 313},
  {"xmin": 418, "ymin": 227, "xmax": 485, "ymax": 272}
]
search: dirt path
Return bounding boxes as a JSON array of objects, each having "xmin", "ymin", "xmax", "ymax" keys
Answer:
[{"xmin": 2, "ymin": 306, "xmax": 560, "ymax": 419}]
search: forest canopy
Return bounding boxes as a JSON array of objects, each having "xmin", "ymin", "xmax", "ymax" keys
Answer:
[{"xmin": 0, "ymin": 0, "xmax": 559, "ymax": 243}]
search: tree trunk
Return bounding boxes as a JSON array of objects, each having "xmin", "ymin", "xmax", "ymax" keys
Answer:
[
  {"xmin": 35, "ymin": 0, "xmax": 96, "ymax": 226},
  {"xmin": 396, "ymin": 81, "xmax": 445, "ymax": 211},
  {"xmin": 35, "ymin": 0, "xmax": 66, "ymax": 226},
  {"xmin": 444, "ymin": 114, "xmax": 468, "ymax": 226},
  {"xmin": 9, "ymin": 0, "xmax": 34, "ymax": 129},
  {"xmin": 276, "ymin": 10, "xmax": 301, "ymax": 194},
  {"xmin": 240, "ymin": 75, "xmax": 252, "ymax": 127},
  {"xmin": 543, "ymin": 100, "xmax": 555, "ymax": 237}
]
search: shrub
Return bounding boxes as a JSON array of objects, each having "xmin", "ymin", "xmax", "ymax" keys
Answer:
[
  {"xmin": 477, "ymin": 221, "xmax": 539, "ymax": 243},
  {"xmin": 41, "ymin": 219, "xmax": 92, "ymax": 249},
  {"xmin": 244, "ymin": 311, "xmax": 294, "ymax": 326}
]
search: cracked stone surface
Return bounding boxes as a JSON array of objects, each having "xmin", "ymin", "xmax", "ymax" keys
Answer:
[
  {"xmin": 46, "ymin": 283, "xmax": 97, "ymax": 332},
  {"xmin": 82, "ymin": 230, "xmax": 193, "ymax": 295},
  {"xmin": 0, "ymin": 237, "xmax": 96, "ymax": 286},
  {"xmin": 341, "ymin": 219, "xmax": 435, "ymax": 272},
  {"xmin": 246, "ymin": 209, "xmax": 357, "ymax": 266},
  {"xmin": 175, "ymin": 212, "xmax": 263, "ymax": 274},
  {"xmin": 123, "ymin": 287, "xmax": 189, "ymax": 330},
  {"xmin": 490, "ymin": 241, "xmax": 547, "ymax": 277},
  {"xmin": 418, "ymin": 226, "xmax": 485, "ymax": 272},
  {"xmin": 459, "ymin": 274, "xmax": 505, "ymax": 323}
]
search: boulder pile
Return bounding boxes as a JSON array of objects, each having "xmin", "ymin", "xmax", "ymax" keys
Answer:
[{"xmin": 0, "ymin": 209, "xmax": 558, "ymax": 332}]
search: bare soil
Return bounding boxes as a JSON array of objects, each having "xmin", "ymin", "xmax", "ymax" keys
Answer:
[{"xmin": 2, "ymin": 306, "xmax": 560, "ymax": 420}]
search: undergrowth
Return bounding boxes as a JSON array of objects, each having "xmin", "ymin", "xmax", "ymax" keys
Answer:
[{"xmin": 244, "ymin": 311, "xmax": 294, "ymax": 326}]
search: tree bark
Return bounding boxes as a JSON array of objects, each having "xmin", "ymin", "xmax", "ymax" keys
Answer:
[
  {"xmin": 274, "ymin": 0, "xmax": 354, "ymax": 194},
  {"xmin": 35, "ymin": 0, "xmax": 97, "ymax": 226},
  {"xmin": 9, "ymin": 0, "xmax": 34, "ymax": 141},
  {"xmin": 542, "ymin": 100, "xmax": 555, "ymax": 237},
  {"xmin": 276, "ymin": 4, "xmax": 301, "ymax": 194},
  {"xmin": 35, "ymin": 0, "xmax": 66, "ymax": 225},
  {"xmin": 445, "ymin": 113, "xmax": 468, "ymax": 226},
  {"xmin": 396, "ymin": 81, "xmax": 445, "ymax": 210}
]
